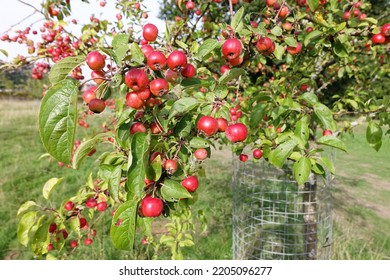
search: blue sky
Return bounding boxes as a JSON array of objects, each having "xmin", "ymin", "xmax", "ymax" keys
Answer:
[{"xmin": 0, "ymin": 0, "xmax": 164, "ymax": 61}]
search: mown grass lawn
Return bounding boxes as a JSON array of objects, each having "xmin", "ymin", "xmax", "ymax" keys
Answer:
[{"xmin": 0, "ymin": 98, "xmax": 389, "ymax": 260}]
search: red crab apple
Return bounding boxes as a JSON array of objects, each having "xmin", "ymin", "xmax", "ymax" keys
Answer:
[
  {"xmin": 88, "ymin": 98, "xmax": 105, "ymax": 113},
  {"xmin": 323, "ymin": 130, "xmax": 333, "ymax": 136},
  {"xmin": 371, "ymin": 34, "xmax": 385, "ymax": 44},
  {"xmin": 130, "ymin": 122, "xmax": 147, "ymax": 134},
  {"xmin": 82, "ymin": 86, "xmax": 97, "ymax": 104},
  {"xmin": 164, "ymin": 159, "xmax": 178, "ymax": 174},
  {"xmin": 239, "ymin": 154, "xmax": 248, "ymax": 162},
  {"xmin": 142, "ymin": 23, "xmax": 158, "ymax": 42},
  {"xmin": 69, "ymin": 240, "xmax": 78, "ymax": 248},
  {"xmin": 126, "ymin": 92, "xmax": 144, "ymax": 109},
  {"xmin": 125, "ymin": 68, "xmax": 149, "ymax": 91},
  {"xmin": 141, "ymin": 195, "xmax": 164, "ymax": 217},
  {"xmin": 167, "ymin": 50, "xmax": 188, "ymax": 72},
  {"xmin": 84, "ymin": 238, "xmax": 93, "ymax": 245},
  {"xmin": 85, "ymin": 198, "xmax": 97, "ymax": 208},
  {"xmin": 147, "ymin": 51, "xmax": 167, "ymax": 71},
  {"xmin": 64, "ymin": 201, "xmax": 74, "ymax": 211},
  {"xmin": 181, "ymin": 63, "xmax": 196, "ymax": 78},
  {"xmin": 181, "ymin": 175, "xmax": 199, "ymax": 192},
  {"xmin": 149, "ymin": 78, "xmax": 169, "ymax": 96},
  {"xmin": 197, "ymin": 116, "xmax": 219, "ymax": 136},
  {"xmin": 221, "ymin": 38, "xmax": 242, "ymax": 60},
  {"xmin": 253, "ymin": 149, "xmax": 263, "ymax": 159},
  {"xmin": 287, "ymin": 42, "xmax": 302, "ymax": 55},
  {"xmin": 96, "ymin": 201, "xmax": 107, "ymax": 212},
  {"xmin": 194, "ymin": 148, "xmax": 208, "ymax": 160},
  {"xmin": 91, "ymin": 70, "xmax": 105, "ymax": 84},
  {"xmin": 216, "ymin": 117, "xmax": 228, "ymax": 132},
  {"xmin": 86, "ymin": 51, "xmax": 105, "ymax": 71},
  {"xmin": 225, "ymin": 123, "xmax": 248, "ymax": 142},
  {"xmin": 381, "ymin": 23, "xmax": 390, "ymax": 37}
]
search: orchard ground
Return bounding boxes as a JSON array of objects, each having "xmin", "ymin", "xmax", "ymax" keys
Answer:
[{"xmin": 0, "ymin": 98, "xmax": 389, "ymax": 260}]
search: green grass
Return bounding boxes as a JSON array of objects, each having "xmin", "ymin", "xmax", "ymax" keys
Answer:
[{"xmin": 1, "ymin": 98, "xmax": 389, "ymax": 260}]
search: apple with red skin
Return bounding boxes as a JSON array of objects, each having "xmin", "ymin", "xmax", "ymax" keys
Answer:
[
  {"xmin": 88, "ymin": 98, "xmax": 105, "ymax": 113},
  {"xmin": 222, "ymin": 38, "xmax": 242, "ymax": 60},
  {"xmin": 64, "ymin": 201, "xmax": 74, "ymax": 211},
  {"xmin": 181, "ymin": 63, "xmax": 196, "ymax": 78},
  {"xmin": 142, "ymin": 23, "xmax": 158, "ymax": 42},
  {"xmin": 323, "ymin": 130, "xmax": 333, "ymax": 136},
  {"xmin": 287, "ymin": 42, "xmax": 302, "ymax": 55},
  {"xmin": 278, "ymin": 6, "xmax": 289, "ymax": 18},
  {"xmin": 149, "ymin": 78, "xmax": 169, "ymax": 96},
  {"xmin": 125, "ymin": 68, "xmax": 149, "ymax": 91},
  {"xmin": 147, "ymin": 51, "xmax": 167, "ymax": 71},
  {"xmin": 165, "ymin": 69, "xmax": 179, "ymax": 83},
  {"xmin": 381, "ymin": 23, "xmax": 390, "ymax": 37},
  {"xmin": 141, "ymin": 44, "xmax": 154, "ymax": 58},
  {"xmin": 86, "ymin": 50, "xmax": 105, "ymax": 71},
  {"xmin": 256, "ymin": 37, "xmax": 274, "ymax": 54},
  {"xmin": 225, "ymin": 123, "xmax": 248, "ymax": 142},
  {"xmin": 47, "ymin": 243, "xmax": 54, "ymax": 251},
  {"xmin": 167, "ymin": 50, "xmax": 188, "ymax": 72},
  {"xmin": 194, "ymin": 148, "xmax": 208, "ymax": 160},
  {"xmin": 265, "ymin": 0, "xmax": 276, "ymax": 7},
  {"xmin": 253, "ymin": 149, "xmax": 263, "ymax": 159},
  {"xmin": 197, "ymin": 116, "xmax": 219, "ymax": 136},
  {"xmin": 216, "ymin": 117, "xmax": 228, "ymax": 132},
  {"xmin": 82, "ymin": 86, "xmax": 97, "ymax": 104},
  {"xmin": 372, "ymin": 34, "xmax": 385, "ymax": 44},
  {"xmin": 136, "ymin": 88, "xmax": 151, "ymax": 101},
  {"xmin": 69, "ymin": 240, "xmax": 78, "ymax": 248},
  {"xmin": 150, "ymin": 121, "xmax": 164, "ymax": 134},
  {"xmin": 164, "ymin": 159, "xmax": 178, "ymax": 174},
  {"xmin": 91, "ymin": 70, "xmax": 105, "ymax": 84},
  {"xmin": 181, "ymin": 175, "xmax": 199, "ymax": 192},
  {"xmin": 130, "ymin": 122, "xmax": 147, "ymax": 134},
  {"xmin": 85, "ymin": 198, "xmax": 97, "ymax": 208},
  {"xmin": 239, "ymin": 154, "xmax": 248, "ymax": 162},
  {"xmin": 220, "ymin": 65, "xmax": 231, "ymax": 74},
  {"xmin": 150, "ymin": 151, "xmax": 163, "ymax": 163},
  {"xmin": 126, "ymin": 92, "xmax": 144, "ymax": 109},
  {"xmin": 79, "ymin": 217, "xmax": 88, "ymax": 229},
  {"xmin": 84, "ymin": 238, "xmax": 93, "ymax": 245},
  {"xmin": 141, "ymin": 195, "xmax": 164, "ymax": 217},
  {"xmin": 343, "ymin": 11, "xmax": 351, "ymax": 20},
  {"xmin": 96, "ymin": 201, "xmax": 107, "ymax": 212},
  {"xmin": 186, "ymin": 1, "xmax": 195, "ymax": 10},
  {"xmin": 49, "ymin": 223, "xmax": 57, "ymax": 233}
]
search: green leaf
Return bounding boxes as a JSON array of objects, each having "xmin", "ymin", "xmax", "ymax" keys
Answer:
[
  {"xmin": 48, "ymin": 55, "xmax": 85, "ymax": 84},
  {"xmin": 168, "ymin": 97, "xmax": 198, "ymax": 120},
  {"xmin": 127, "ymin": 133, "xmax": 150, "ymax": 200},
  {"xmin": 249, "ymin": 103, "xmax": 266, "ymax": 128},
  {"xmin": 72, "ymin": 133, "xmax": 110, "ymax": 169},
  {"xmin": 18, "ymin": 211, "xmax": 37, "ymax": 246},
  {"xmin": 304, "ymin": 30, "xmax": 323, "ymax": 46},
  {"xmin": 366, "ymin": 121, "xmax": 383, "ymax": 151},
  {"xmin": 317, "ymin": 156, "xmax": 335, "ymax": 174},
  {"xmin": 317, "ymin": 136, "xmax": 347, "ymax": 152},
  {"xmin": 195, "ymin": 39, "xmax": 219, "ymax": 60},
  {"xmin": 284, "ymin": 37, "xmax": 297, "ymax": 47},
  {"xmin": 308, "ymin": 0, "xmax": 319, "ymax": 12},
  {"xmin": 218, "ymin": 68, "xmax": 245, "ymax": 84},
  {"xmin": 269, "ymin": 138, "xmax": 298, "ymax": 168},
  {"xmin": 273, "ymin": 43, "xmax": 285, "ymax": 60},
  {"xmin": 161, "ymin": 180, "xmax": 192, "ymax": 202},
  {"xmin": 314, "ymin": 103, "xmax": 337, "ymax": 131},
  {"xmin": 0, "ymin": 49, "xmax": 8, "ymax": 57},
  {"xmin": 293, "ymin": 157, "xmax": 311, "ymax": 185},
  {"xmin": 294, "ymin": 119, "xmax": 310, "ymax": 144},
  {"xmin": 231, "ymin": 7, "xmax": 245, "ymax": 31},
  {"xmin": 175, "ymin": 40, "xmax": 188, "ymax": 50},
  {"xmin": 130, "ymin": 42, "xmax": 144, "ymax": 64},
  {"xmin": 271, "ymin": 26, "xmax": 283, "ymax": 37},
  {"xmin": 189, "ymin": 137, "xmax": 210, "ymax": 148},
  {"xmin": 112, "ymin": 34, "xmax": 129, "ymax": 65},
  {"xmin": 175, "ymin": 115, "xmax": 192, "ymax": 138},
  {"xmin": 31, "ymin": 217, "xmax": 50, "ymax": 255},
  {"xmin": 150, "ymin": 155, "xmax": 162, "ymax": 182},
  {"xmin": 39, "ymin": 79, "xmax": 78, "ymax": 163},
  {"xmin": 17, "ymin": 201, "xmax": 38, "ymax": 218},
  {"xmin": 333, "ymin": 40, "xmax": 348, "ymax": 58},
  {"xmin": 110, "ymin": 200, "xmax": 138, "ymax": 250},
  {"xmin": 42, "ymin": 177, "xmax": 64, "ymax": 200},
  {"xmin": 109, "ymin": 165, "xmax": 123, "ymax": 203},
  {"xmin": 301, "ymin": 92, "xmax": 318, "ymax": 106},
  {"xmin": 69, "ymin": 216, "xmax": 81, "ymax": 237}
]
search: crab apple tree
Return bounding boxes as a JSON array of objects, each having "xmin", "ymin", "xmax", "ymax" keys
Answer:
[{"xmin": 8, "ymin": 0, "xmax": 389, "ymax": 260}]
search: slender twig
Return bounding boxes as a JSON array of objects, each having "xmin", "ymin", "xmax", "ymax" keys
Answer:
[
  {"xmin": 229, "ymin": 0, "xmax": 234, "ymax": 22},
  {"xmin": 2, "ymin": 11, "xmax": 38, "ymax": 34}
]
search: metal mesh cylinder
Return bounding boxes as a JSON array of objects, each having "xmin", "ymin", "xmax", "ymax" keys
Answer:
[{"xmin": 232, "ymin": 158, "xmax": 333, "ymax": 260}]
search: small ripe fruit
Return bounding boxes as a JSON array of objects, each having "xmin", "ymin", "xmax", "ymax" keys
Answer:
[
  {"xmin": 147, "ymin": 51, "xmax": 167, "ymax": 71},
  {"xmin": 186, "ymin": 1, "xmax": 195, "ymax": 10},
  {"xmin": 86, "ymin": 51, "xmax": 105, "ymax": 71},
  {"xmin": 47, "ymin": 243, "xmax": 54, "ymax": 251},
  {"xmin": 150, "ymin": 121, "xmax": 164, "ymax": 134},
  {"xmin": 181, "ymin": 63, "xmax": 196, "ymax": 78},
  {"xmin": 221, "ymin": 38, "xmax": 242, "ymax": 60},
  {"xmin": 85, "ymin": 198, "xmax": 97, "ymax": 208},
  {"xmin": 181, "ymin": 175, "xmax": 199, "ymax": 192},
  {"xmin": 64, "ymin": 201, "xmax": 74, "ymax": 211},
  {"xmin": 88, "ymin": 98, "xmax": 106, "ymax": 113},
  {"xmin": 253, "ymin": 149, "xmax": 263, "ymax": 159},
  {"xmin": 194, "ymin": 148, "xmax": 208, "ymax": 160},
  {"xmin": 91, "ymin": 70, "xmax": 105, "ymax": 84},
  {"xmin": 82, "ymin": 86, "xmax": 97, "ymax": 104},
  {"xmin": 96, "ymin": 201, "xmax": 107, "ymax": 212},
  {"xmin": 142, "ymin": 23, "xmax": 158, "ymax": 42},
  {"xmin": 49, "ymin": 223, "xmax": 57, "ymax": 233},
  {"xmin": 371, "ymin": 34, "xmax": 385, "ymax": 44},
  {"xmin": 323, "ymin": 130, "xmax": 333, "ymax": 136},
  {"xmin": 343, "ymin": 11, "xmax": 351, "ymax": 20},
  {"xmin": 167, "ymin": 50, "xmax": 188, "ymax": 72},
  {"xmin": 130, "ymin": 122, "xmax": 147, "ymax": 134},
  {"xmin": 256, "ymin": 37, "xmax": 274, "ymax": 55},
  {"xmin": 126, "ymin": 92, "xmax": 144, "ymax": 109},
  {"xmin": 84, "ymin": 238, "xmax": 93, "ymax": 245},
  {"xmin": 79, "ymin": 217, "xmax": 88, "ymax": 229},
  {"xmin": 239, "ymin": 154, "xmax": 248, "ymax": 162},
  {"xmin": 225, "ymin": 123, "xmax": 248, "ymax": 142},
  {"xmin": 197, "ymin": 116, "xmax": 219, "ymax": 136},
  {"xmin": 381, "ymin": 23, "xmax": 390, "ymax": 37},
  {"xmin": 149, "ymin": 78, "xmax": 169, "ymax": 96},
  {"xmin": 164, "ymin": 159, "xmax": 178, "ymax": 174},
  {"xmin": 216, "ymin": 117, "xmax": 228, "ymax": 132},
  {"xmin": 70, "ymin": 240, "xmax": 78, "ymax": 248},
  {"xmin": 287, "ymin": 42, "xmax": 302, "ymax": 55},
  {"xmin": 125, "ymin": 68, "xmax": 149, "ymax": 91},
  {"xmin": 141, "ymin": 195, "xmax": 164, "ymax": 217},
  {"xmin": 141, "ymin": 44, "xmax": 154, "ymax": 58},
  {"xmin": 278, "ymin": 6, "xmax": 289, "ymax": 18}
]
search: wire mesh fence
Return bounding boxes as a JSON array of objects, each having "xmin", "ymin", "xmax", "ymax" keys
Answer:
[{"xmin": 232, "ymin": 158, "xmax": 333, "ymax": 260}]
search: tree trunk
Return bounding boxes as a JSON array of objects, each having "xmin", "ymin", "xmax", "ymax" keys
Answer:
[{"xmin": 303, "ymin": 173, "xmax": 317, "ymax": 260}]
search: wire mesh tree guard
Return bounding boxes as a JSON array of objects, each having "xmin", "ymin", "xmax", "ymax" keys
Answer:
[{"xmin": 232, "ymin": 158, "xmax": 333, "ymax": 260}]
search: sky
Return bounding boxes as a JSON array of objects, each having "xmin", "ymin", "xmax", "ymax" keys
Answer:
[{"xmin": 0, "ymin": 0, "xmax": 165, "ymax": 61}]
